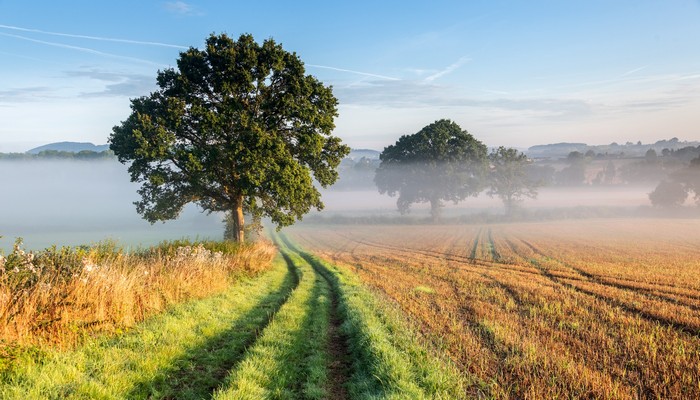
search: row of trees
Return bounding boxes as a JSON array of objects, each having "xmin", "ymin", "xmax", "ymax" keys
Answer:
[
  {"xmin": 374, "ymin": 119, "xmax": 542, "ymax": 220},
  {"xmin": 0, "ymin": 150, "xmax": 115, "ymax": 161}
]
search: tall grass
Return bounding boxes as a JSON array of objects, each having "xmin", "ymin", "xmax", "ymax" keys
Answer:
[{"xmin": 0, "ymin": 238, "xmax": 275, "ymax": 353}]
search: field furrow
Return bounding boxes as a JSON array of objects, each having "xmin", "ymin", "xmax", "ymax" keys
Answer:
[{"xmin": 289, "ymin": 220, "xmax": 700, "ymax": 399}]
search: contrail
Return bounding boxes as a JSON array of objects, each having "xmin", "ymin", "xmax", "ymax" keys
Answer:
[
  {"xmin": 0, "ymin": 23, "xmax": 188, "ymax": 49},
  {"xmin": 425, "ymin": 56, "xmax": 470, "ymax": 82},
  {"xmin": 0, "ymin": 23, "xmax": 399, "ymax": 81},
  {"xmin": 0, "ymin": 32, "xmax": 167, "ymax": 66},
  {"xmin": 620, "ymin": 65, "xmax": 648, "ymax": 77},
  {"xmin": 307, "ymin": 64, "xmax": 400, "ymax": 81}
]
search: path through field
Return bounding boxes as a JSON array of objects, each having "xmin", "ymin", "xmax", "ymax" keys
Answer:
[{"xmin": 1, "ymin": 232, "xmax": 463, "ymax": 399}]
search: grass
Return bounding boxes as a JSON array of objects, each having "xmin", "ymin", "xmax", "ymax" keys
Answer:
[
  {"xmin": 0, "ymin": 239, "xmax": 275, "ymax": 351},
  {"xmin": 281, "ymin": 234, "xmax": 467, "ymax": 399},
  {"xmin": 0, "ymin": 254, "xmax": 293, "ymax": 399},
  {"xmin": 289, "ymin": 219, "xmax": 700, "ymax": 399},
  {"xmin": 2, "ymin": 232, "xmax": 474, "ymax": 399},
  {"xmin": 214, "ymin": 236, "xmax": 332, "ymax": 399}
]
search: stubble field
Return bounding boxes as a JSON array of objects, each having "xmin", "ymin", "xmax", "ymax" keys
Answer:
[{"xmin": 288, "ymin": 218, "xmax": 700, "ymax": 399}]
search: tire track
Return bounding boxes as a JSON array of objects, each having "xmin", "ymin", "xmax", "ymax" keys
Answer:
[{"xmin": 278, "ymin": 233, "xmax": 350, "ymax": 400}]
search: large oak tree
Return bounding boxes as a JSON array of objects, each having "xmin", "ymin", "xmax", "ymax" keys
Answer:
[
  {"xmin": 109, "ymin": 33, "xmax": 349, "ymax": 242},
  {"xmin": 374, "ymin": 119, "xmax": 488, "ymax": 221}
]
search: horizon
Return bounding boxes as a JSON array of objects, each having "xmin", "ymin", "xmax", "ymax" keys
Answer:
[
  {"xmin": 4, "ymin": 136, "xmax": 699, "ymax": 155},
  {"xmin": 2, "ymin": 1, "xmax": 700, "ymax": 151}
]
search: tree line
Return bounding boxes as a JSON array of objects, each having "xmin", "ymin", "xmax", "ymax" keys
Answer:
[{"xmin": 0, "ymin": 150, "xmax": 115, "ymax": 161}]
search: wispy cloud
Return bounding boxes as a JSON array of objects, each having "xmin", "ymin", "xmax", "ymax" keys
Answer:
[
  {"xmin": 424, "ymin": 56, "xmax": 470, "ymax": 82},
  {"xmin": 0, "ymin": 32, "xmax": 166, "ymax": 66},
  {"xmin": 66, "ymin": 69, "xmax": 156, "ymax": 98},
  {"xmin": 620, "ymin": 65, "xmax": 648, "ymax": 77},
  {"xmin": 0, "ymin": 86, "xmax": 57, "ymax": 103},
  {"xmin": 0, "ymin": 23, "xmax": 187, "ymax": 49},
  {"xmin": 306, "ymin": 64, "xmax": 399, "ymax": 81},
  {"xmin": 164, "ymin": 1, "xmax": 201, "ymax": 16}
]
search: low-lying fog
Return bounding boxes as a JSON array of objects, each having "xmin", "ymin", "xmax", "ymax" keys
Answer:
[
  {"xmin": 0, "ymin": 159, "xmax": 663, "ymax": 253},
  {"xmin": 0, "ymin": 160, "xmax": 223, "ymax": 252},
  {"xmin": 317, "ymin": 185, "xmax": 656, "ymax": 215}
]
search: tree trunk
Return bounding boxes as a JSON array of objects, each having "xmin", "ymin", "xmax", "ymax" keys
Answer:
[
  {"xmin": 430, "ymin": 197, "xmax": 442, "ymax": 223},
  {"xmin": 504, "ymin": 196, "xmax": 513, "ymax": 218},
  {"xmin": 232, "ymin": 197, "xmax": 245, "ymax": 243}
]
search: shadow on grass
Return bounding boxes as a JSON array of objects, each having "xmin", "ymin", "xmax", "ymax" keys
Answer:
[{"xmin": 126, "ymin": 260, "xmax": 299, "ymax": 400}]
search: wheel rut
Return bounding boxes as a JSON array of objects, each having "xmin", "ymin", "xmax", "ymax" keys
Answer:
[{"xmin": 279, "ymin": 233, "xmax": 351, "ymax": 400}]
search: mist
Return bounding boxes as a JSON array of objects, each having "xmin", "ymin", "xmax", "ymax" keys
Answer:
[
  {"xmin": 0, "ymin": 159, "xmax": 223, "ymax": 252},
  {"xmin": 306, "ymin": 151, "xmax": 681, "ymax": 223}
]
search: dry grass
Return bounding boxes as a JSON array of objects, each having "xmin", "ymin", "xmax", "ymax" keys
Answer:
[
  {"xmin": 0, "ymin": 239, "xmax": 275, "ymax": 350},
  {"xmin": 289, "ymin": 219, "xmax": 700, "ymax": 399}
]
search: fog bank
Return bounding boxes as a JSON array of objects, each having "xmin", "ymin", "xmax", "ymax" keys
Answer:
[{"xmin": 0, "ymin": 160, "xmax": 223, "ymax": 252}]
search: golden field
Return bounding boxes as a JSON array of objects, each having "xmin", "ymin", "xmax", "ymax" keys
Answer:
[{"xmin": 288, "ymin": 218, "xmax": 700, "ymax": 399}]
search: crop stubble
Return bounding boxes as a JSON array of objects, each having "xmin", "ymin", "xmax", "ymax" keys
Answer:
[{"xmin": 289, "ymin": 219, "xmax": 700, "ymax": 399}]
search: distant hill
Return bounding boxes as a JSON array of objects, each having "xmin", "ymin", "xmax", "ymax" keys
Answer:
[
  {"xmin": 526, "ymin": 143, "xmax": 589, "ymax": 158},
  {"xmin": 26, "ymin": 142, "xmax": 110, "ymax": 154},
  {"xmin": 527, "ymin": 138, "xmax": 700, "ymax": 159},
  {"xmin": 348, "ymin": 149, "xmax": 380, "ymax": 160}
]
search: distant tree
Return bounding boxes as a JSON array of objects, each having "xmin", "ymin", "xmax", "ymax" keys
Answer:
[
  {"xmin": 603, "ymin": 160, "xmax": 616, "ymax": 184},
  {"xmin": 487, "ymin": 146, "xmax": 543, "ymax": 216},
  {"xmin": 667, "ymin": 157, "xmax": 700, "ymax": 205},
  {"xmin": 109, "ymin": 33, "xmax": 349, "ymax": 242},
  {"xmin": 649, "ymin": 181, "xmax": 688, "ymax": 207},
  {"xmin": 645, "ymin": 148, "xmax": 658, "ymax": 164},
  {"xmin": 584, "ymin": 149, "xmax": 596, "ymax": 158},
  {"xmin": 556, "ymin": 151, "xmax": 587, "ymax": 185},
  {"xmin": 374, "ymin": 119, "xmax": 488, "ymax": 221}
]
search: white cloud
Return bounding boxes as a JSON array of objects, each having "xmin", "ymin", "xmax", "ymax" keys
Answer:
[{"xmin": 164, "ymin": 1, "xmax": 200, "ymax": 16}]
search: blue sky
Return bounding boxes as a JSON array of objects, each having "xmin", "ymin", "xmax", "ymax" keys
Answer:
[{"xmin": 1, "ymin": 0, "xmax": 700, "ymax": 152}]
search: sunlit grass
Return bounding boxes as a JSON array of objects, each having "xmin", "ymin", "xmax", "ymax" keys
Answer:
[
  {"xmin": 0, "ymin": 256, "xmax": 292, "ymax": 399},
  {"xmin": 0, "ymin": 239, "xmax": 275, "ymax": 358}
]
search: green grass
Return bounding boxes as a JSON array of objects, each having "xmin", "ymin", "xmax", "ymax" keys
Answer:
[
  {"xmin": 280, "ymin": 233, "xmax": 467, "ymax": 400},
  {"xmin": 0, "ymin": 256, "xmax": 295, "ymax": 399},
  {"xmin": 1, "ymin": 233, "xmax": 468, "ymax": 399},
  {"xmin": 214, "ymin": 238, "xmax": 333, "ymax": 399}
]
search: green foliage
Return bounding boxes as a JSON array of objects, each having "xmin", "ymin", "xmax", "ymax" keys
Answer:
[
  {"xmin": 487, "ymin": 146, "xmax": 543, "ymax": 216},
  {"xmin": 109, "ymin": 33, "xmax": 350, "ymax": 240},
  {"xmin": 374, "ymin": 119, "xmax": 488, "ymax": 221}
]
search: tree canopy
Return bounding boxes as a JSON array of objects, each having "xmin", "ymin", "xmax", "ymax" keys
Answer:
[
  {"xmin": 109, "ymin": 33, "xmax": 350, "ymax": 242},
  {"xmin": 487, "ymin": 146, "xmax": 542, "ymax": 216},
  {"xmin": 374, "ymin": 119, "xmax": 487, "ymax": 221}
]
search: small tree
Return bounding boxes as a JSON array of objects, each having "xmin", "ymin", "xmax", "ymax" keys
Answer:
[
  {"xmin": 487, "ymin": 147, "xmax": 543, "ymax": 216},
  {"xmin": 649, "ymin": 180, "xmax": 688, "ymax": 207},
  {"xmin": 110, "ymin": 33, "xmax": 350, "ymax": 242},
  {"xmin": 374, "ymin": 119, "xmax": 487, "ymax": 221}
]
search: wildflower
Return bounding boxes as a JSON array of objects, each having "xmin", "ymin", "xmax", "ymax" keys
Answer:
[{"xmin": 82, "ymin": 257, "xmax": 96, "ymax": 273}]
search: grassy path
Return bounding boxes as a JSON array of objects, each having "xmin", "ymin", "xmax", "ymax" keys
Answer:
[{"xmin": 1, "ymin": 235, "xmax": 465, "ymax": 399}]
